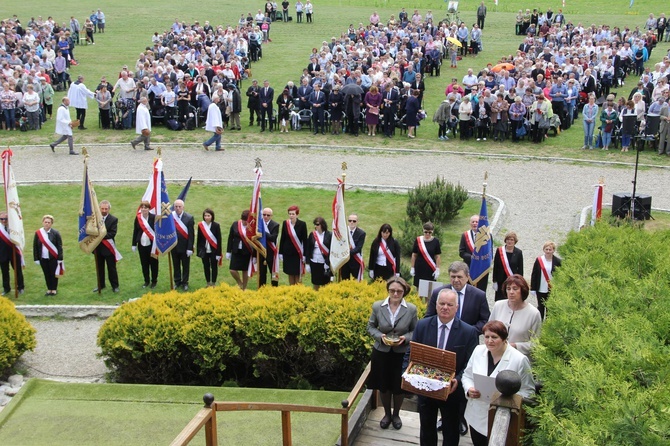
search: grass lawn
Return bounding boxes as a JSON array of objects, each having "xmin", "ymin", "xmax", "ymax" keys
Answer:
[
  {"xmin": 3, "ymin": 0, "xmax": 669, "ymax": 166},
  {"xmin": 10, "ymin": 184, "xmax": 481, "ymax": 305},
  {"xmin": 0, "ymin": 379, "xmax": 351, "ymax": 445}
]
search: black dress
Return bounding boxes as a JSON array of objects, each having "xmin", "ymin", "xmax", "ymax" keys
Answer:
[
  {"xmin": 227, "ymin": 220, "xmax": 252, "ymax": 271},
  {"xmin": 411, "ymin": 237, "xmax": 441, "ymax": 287},
  {"xmin": 492, "ymin": 246, "xmax": 524, "ymax": 301},
  {"xmin": 279, "ymin": 219, "xmax": 308, "ymax": 275},
  {"xmin": 405, "ymin": 95, "xmax": 420, "ymax": 127},
  {"xmin": 329, "ymin": 91, "xmax": 344, "ymax": 121}
]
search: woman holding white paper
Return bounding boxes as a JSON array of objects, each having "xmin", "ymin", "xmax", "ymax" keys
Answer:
[{"xmin": 461, "ymin": 321, "xmax": 535, "ymax": 446}]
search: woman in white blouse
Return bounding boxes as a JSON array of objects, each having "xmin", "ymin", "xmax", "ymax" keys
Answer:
[{"xmin": 530, "ymin": 241, "xmax": 562, "ymax": 319}]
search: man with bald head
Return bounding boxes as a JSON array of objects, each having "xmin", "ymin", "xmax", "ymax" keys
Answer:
[{"xmin": 171, "ymin": 199, "xmax": 195, "ymax": 291}]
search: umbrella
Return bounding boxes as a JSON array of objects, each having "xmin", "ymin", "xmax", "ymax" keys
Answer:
[
  {"xmin": 446, "ymin": 37, "xmax": 462, "ymax": 47},
  {"xmin": 491, "ymin": 63, "xmax": 514, "ymax": 73},
  {"xmin": 340, "ymin": 83, "xmax": 364, "ymax": 96}
]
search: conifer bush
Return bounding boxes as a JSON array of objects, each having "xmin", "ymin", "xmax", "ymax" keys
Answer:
[
  {"xmin": 0, "ymin": 297, "xmax": 36, "ymax": 374},
  {"xmin": 406, "ymin": 176, "xmax": 468, "ymax": 225},
  {"xmin": 98, "ymin": 281, "xmax": 425, "ymax": 389},
  {"xmin": 528, "ymin": 224, "xmax": 670, "ymax": 445}
]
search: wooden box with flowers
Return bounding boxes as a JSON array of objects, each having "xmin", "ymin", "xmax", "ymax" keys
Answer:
[{"xmin": 401, "ymin": 341, "xmax": 456, "ymax": 401}]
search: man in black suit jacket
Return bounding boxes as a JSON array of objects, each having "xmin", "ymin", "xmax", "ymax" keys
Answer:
[
  {"xmin": 171, "ymin": 199, "xmax": 195, "ymax": 290},
  {"xmin": 309, "ymin": 82, "xmax": 326, "ymax": 134},
  {"xmin": 382, "ymin": 83, "xmax": 399, "ymax": 137},
  {"xmin": 132, "ymin": 202, "xmax": 158, "ymax": 288},
  {"xmin": 425, "ymin": 261, "xmax": 490, "ymax": 335},
  {"xmin": 259, "ymin": 79, "xmax": 274, "ymax": 132},
  {"xmin": 297, "ymin": 78, "xmax": 313, "ymax": 111},
  {"xmin": 94, "ymin": 200, "xmax": 120, "ymax": 292},
  {"xmin": 406, "ymin": 289, "xmax": 478, "ymax": 446},
  {"xmin": 458, "ymin": 215, "xmax": 488, "ymax": 292},
  {"xmin": 246, "ymin": 79, "xmax": 261, "ymax": 126},
  {"xmin": 0, "ymin": 211, "xmax": 24, "ymax": 295},
  {"xmin": 411, "ymin": 73, "xmax": 426, "ymax": 107},
  {"xmin": 340, "ymin": 214, "xmax": 365, "ymax": 281},
  {"xmin": 259, "ymin": 207, "xmax": 279, "ymax": 287}
]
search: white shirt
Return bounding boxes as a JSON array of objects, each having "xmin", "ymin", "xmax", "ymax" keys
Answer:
[
  {"xmin": 67, "ymin": 82, "xmax": 94, "ymax": 109},
  {"xmin": 55, "ymin": 104, "xmax": 72, "ymax": 136},
  {"xmin": 381, "ymin": 296, "xmax": 407, "ymax": 326},
  {"xmin": 205, "ymin": 102, "xmax": 223, "ymax": 132},
  {"xmin": 135, "ymin": 103, "xmax": 151, "ymax": 134}
]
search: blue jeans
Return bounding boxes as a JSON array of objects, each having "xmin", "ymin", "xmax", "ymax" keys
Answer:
[
  {"xmin": 204, "ymin": 132, "xmax": 221, "ymax": 149},
  {"xmin": 583, "ymin": 120, "xmax": 595, "ymax": 147},
  {"xmin": 3, "ymin": 108, "xmax": 15, "ymax": 129},
  {"xmin": 621, "ymin": 133, "xmax": 632, "ymax": 147},
  {"xmin": 602, "ymin": 131, "xmax": 613, "ymax": 148}
]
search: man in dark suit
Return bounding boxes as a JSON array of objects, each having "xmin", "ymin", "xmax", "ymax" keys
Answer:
[
  {"xmin": 297, "ymin": 78, "xmax": 313, "ymax": 111},
  {"xmin": 425, "ymin": 261, "xmax": 490, "ymax": 335},
  {"xmin": 246, "ymin": 79, "xmax": 261, "ymax": 126},
  {"xmin": 458, "ymin": 215, "xmax": 488, "ymax": 292},
  {"xmin": 259, "ymin": 207, "xmax": 279, "ymax": 287},
  {"xmin": 411, "ymin": 73, "xmax": 426, "ymax": 107},
  {"xmin": 407, "ymin": 289, "xmax": 478, "ymax": 446},
  {"xmin": 382, "ymin": 83, "xmax": 399, "ymax": 137},
  {"xmin": 259, "ymin": 79, "xmax": 274, "ymax": 132},
  {"xmin": 340, "ymin": 213, "xmax": 365, "ymax": 281},
  {"xmin": 310, "ymin": 82, "xmax": 326, "ymax": 134},
  {"xmin": 171, "ymin": 199, "xmax": 195, "ymax": 291},
  {"xmin": 0, "ymin": 211, "xmax": 24, "ymax": 295},
  {"xmin": 93, "ymin": 200, "xmax": 120, "ymax": 292}
]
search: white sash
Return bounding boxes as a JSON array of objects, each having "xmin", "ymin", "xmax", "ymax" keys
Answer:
[
  {"xmin": 137, "ymin": 213, "xmax": 155, "ymax": 241},
  {"xmin": 538, "ymin": 256, "xmax": 552, "ymax": 288},
  {"xmin": 464, "ymin": 230, "xmax": 475, "ymax": 253},
  {"xmin": 498, "ymin": 246, "xmax": 514, "ymax": 278},
  {"xmin": 286, "ymin": 219, "xmax": 305, "ymax": 274},
  {"xmin": 417, "ymin": 236, "xmax": 437, "ymax": 272},
  {"xmin": 37, "ymin": 228, "xmax": 59, "ymax": 259},
  {"xmin": 0, "ymin": 225, "xmax": 24, "ymax": 266},
  {"xmin": 173, "ymin": 211, "xmax": 189, "ymax": 239},
  {"xmin": 380, "ymin": 239, "xmax": 396, "ymax": 273},
  {"xmin": 199, "ymin": 221, "xmax": 218, "ymax": 250},
  {"xmin": 102, "ymin": 239, "xmax": 123, "ymax": 262},
  {"xmin": 313, "ymin": 231, "xmax": 329, "ymax": 257},
  {"xmin": 349, "ymin": 235, "xmax": 365, "ymax": 281}
]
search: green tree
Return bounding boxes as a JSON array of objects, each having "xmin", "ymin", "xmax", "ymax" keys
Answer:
[{"xmin": 406, "ymin": 176, "xmax": 468, "ymax": 225}]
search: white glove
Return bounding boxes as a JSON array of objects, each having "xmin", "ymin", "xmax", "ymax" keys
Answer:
[
  {"xmin": 410, "ymin": 267, "xmax": 415, "ymax": 277},
  {"xmin": 252, "ymin": 257, "xmax": 258, "ymax": 266},
  {"xmin": 302, "ymin": 256, "xmax": 307, "ymax": 264},
  {"xmin": 492, "ymin": 283, "xmax": 498, "ymax": 292},
  {"xmin": 530, "ymin": 291, "xmax": 537, "ymax": 299},
  {"xmin": 369, "ymin": 270, "xmax": 374, "ymax": 279},
  {"xmin": 433, "ymin": 268, "xmax": 440, "ymax": 280},
  {"xmin": 305, "ymin": 264, "xmax": 311, "ymax": 273},
  {"xmin": 186, "ymin": 250, "xmax": 193, "ymax": 257},
  {"xmin": 132, "ymin": 246, "xmax": 137, "ymax": 253},
  {"xmin": 216, "ymin": 256, "xmax": 221, "ymax": 262},
  {"xmin": 226, "ymin": 252, "xmax": 232, "ymax": 260},
  {"xmin": 279, "ymin": 254, "xmax": 283, "ymax": 262},
  {"xmin": 35, "ymin": 260, "xmax": 40, "ymax": 265},
  {"xmin": 395, "ymin": 273, "xmax": 400, "ymax": 277},
  {"xmin": 324, "ymin": 264, "xmax": 329, "ymax": 271}
]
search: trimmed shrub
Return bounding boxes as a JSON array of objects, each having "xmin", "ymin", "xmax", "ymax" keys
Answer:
[
  {"xmin": 0, "ymin": 297, "xmax": 36, "ymax": 374},
  {"xmin": 528, "ymin": 224, "xmax": 670, "ymax": 445},
  {"xmin": 406, "ymin": 176, "xmax": 468, "ymax": 225},
  {"xmin": 98, "ymin": 281, "xmax": 425, "ymax": 389}
]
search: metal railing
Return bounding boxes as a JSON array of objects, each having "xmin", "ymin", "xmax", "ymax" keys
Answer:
[{"xmin": 171, "ymin": 362, "xmax": 371, "ymax": 446}]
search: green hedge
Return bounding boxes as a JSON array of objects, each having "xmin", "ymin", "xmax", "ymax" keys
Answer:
[
  {"xmin": 98, "ymin": 280, "xmax": 425, "ymax": 389},
  {"xmin": 528, "ymin": 224, "xmax": 670, "ymax": 445},
  {"xmin": 0, "ymin": 297, "xmax": 36, "ymax": 374}
]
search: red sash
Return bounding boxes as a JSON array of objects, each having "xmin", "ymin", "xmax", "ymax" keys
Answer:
[
  {"xmin": 313, "ymin": 231, "xmax": 329, "ymax": 257},
  {"xmin": 286, "ymin": 219, "xmax": 305, "ymax": 274},
  {"xmin": 349, "ymin": 235, "xmax": 365, "ymax": 281},
  {"xmin": 173, "ymin": 211, "xmax": 189, "ymax": 239},
  {"xmin": 238, "ymin": 220, "xmax": 256, "ymax": 276},
  {"xmin": 102, "ymin": 239, "xmax": 123, "ymax": 262},
  {"xmin": 417, "ymin": 236, "xmax": 437, "ymax": 272},
  {"xmin": 268, "ymin": 239, "xmax": 279, "ymax": 278},
  {"xmin": 137, "ymin": 213, "xmax": 155, "ymax": 241},
  {"xmin": 464, "ymin": 230, "xmax": 475, "ymax": 253},
  {"xmin": 0, "ymin": 225, "xmax": 23, "ymax": 266},
  {"xmin": 380, "ymin": 239, "xmax": 396, "ymax": 273},
  {"xmin": 498, "ymin": 247, "xmax": 513, "ymax": 278},
  {"xmin": 199, "ymin": 221, "xmax": 221, "ymax": 265},
  {"xmin": 537, "ymin": 256, "xmax": 552, "ymax": 287},
  {"xmin": 37, "ymin": 228, "xmax": 59, "ymax": 259}
]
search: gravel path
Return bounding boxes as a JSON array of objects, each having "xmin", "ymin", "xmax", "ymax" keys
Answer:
[{"xmin": 12, "ymin": 143, "xmax": 670, "ymax": 382}]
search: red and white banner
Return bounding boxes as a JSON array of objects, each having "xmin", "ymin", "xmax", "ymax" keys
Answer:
[
  {"xmin": 329, "ymin": 178, "xmax": 350, "ymax": 274},
  {"xmin": 0, "ymin": 224, "xmax": 23, "ymax": 266},
  {"xmin": 591, "ymin": 183, "xmax": 604, "ymax": 226},
  {"xmin": 1, "ymin": 150, "xmax": 24, "ymax": 250}
]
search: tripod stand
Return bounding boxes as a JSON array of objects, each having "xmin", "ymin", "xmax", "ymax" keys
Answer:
[{"xmin": 625, "ymin": 146, "xmax": 654, "ymax": 221}]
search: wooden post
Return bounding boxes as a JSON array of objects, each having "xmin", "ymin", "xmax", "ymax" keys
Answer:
[
  {"xmin": 94, "ymin": 250, "xmax": 102, "ymax": 294},
  {"xmin": 11, "ymin": 248, "xmax": 18, "ymax": 299},
  {"xmin": 168, "ymin": 253, "xmax": 175, "ymax": 290},
  {"xmin": 203, "ymin": 393, "xmax": 217, "ymax": 446},
  {"xmin": 340, "ymin": 412, "xmax": 349, "ymax": 446},
  {"xmin": 281, "ymin": 410, "xmax": 292, "ymax": 446}
]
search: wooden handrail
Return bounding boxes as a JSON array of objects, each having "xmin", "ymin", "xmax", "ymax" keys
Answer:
[{"xmin": 172, "ymin": 362, "xmax": 372, "ymax": 446}]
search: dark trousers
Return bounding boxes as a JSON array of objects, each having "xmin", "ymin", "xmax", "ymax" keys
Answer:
[
  {"xmin": 40, "ymin": 257, "xmax": 59, "ymax": 290},
  {"xmin": 372, "ymin": 264, "xmax": 394, "ymax": 281},
  {"xmin": 340, "ymin": 259, "xmax": 361, "ymax": 281},
  {"xmin": 470, "ymin": 425, "xmax": 488, "ymax": 446},
  {"xmin": 477, "ymin": 16, "xmax": 485, "ymax": 29},
  {"xmin": 418, "ymin": 391, "xmax": 463, "ymax": 446},
  {"xmin": 75, "ymin": 107, "xmax": 86, "ymax": 127},
  {"xmin": 96, "ymin": 252, "xmax": 119, "ymax": 289},
  {"xmin": 537, "ymin": 291, "xmax": 549, "ymax": 319},
  {"xmin": 383, "ymin": 110, "xmax": 395, "ymax": 136},
  {"xmin": 138, "ymin": 245, "xmax": 158, "ymax": 284},
  {"xmin": 260, "ymin": 105, "xmax": 272, "ymax": 130},
  {"xmin": 171, "ymin": 250, "xmax": 190, "ymax": 285},
  {"xmin": 1, "ymin": 257, "xmax": 24, "ymax": 292},
  {"xmin": 201, "ymin": 252, "xmax": 219, "ymax": 283},
  {"xmin": 248, "ymin": 106, "xmax": 260, "ymax": 124},
  {"xmin": 312, "ymin": 107, "xmax": 324, "ymax": 133},
  {"xmin": 99, "ymin": 108, "xmax": 111, "ymax": 129},
  {"xmin": 259, "ymin": 254, "xmax": 279, "ymax": 287}
]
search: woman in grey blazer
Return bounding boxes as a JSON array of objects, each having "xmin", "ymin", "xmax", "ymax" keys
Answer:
[{"xmin": 367, "ymin": 277, "xmax": 418, "ymax": 430}]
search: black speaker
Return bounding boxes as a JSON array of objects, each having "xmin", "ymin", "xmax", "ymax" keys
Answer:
[{"xmin": 611, "ymin": 193, "xmax": 652, "ymax": 220}]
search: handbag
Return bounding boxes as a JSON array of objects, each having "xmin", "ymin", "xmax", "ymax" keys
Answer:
[
  {"xmin": 516, "ymin": 124, "xmax": 527, "ymax": 137},
  {"xmin": 604, "ymin": 122, "xmax": 613, "ymax": 133}
]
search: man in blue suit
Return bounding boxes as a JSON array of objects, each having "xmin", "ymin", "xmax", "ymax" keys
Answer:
[
  {"xmin": 382, "ymin": 83, "xmax": 399, "ymax": 137},
  {"xmin": 309, "ymin": 82, "xmax": 326, "ymax": 134},
  {"xmin": 425, "ymin": 261, "xmax": 490, "ymax": 335},
  {"xmin": 259, "ymin": 79, "xmax": 274, "ymax": 132},
  {"xmin": 406, "ymin": 289, "xmax": 478, "ymax": 445}
]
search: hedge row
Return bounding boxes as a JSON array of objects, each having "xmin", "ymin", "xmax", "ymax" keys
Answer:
[
  {"xmin": 529, "ymin": 224, "xmax": 670, "ymax": 445},
  {"xmin": 0, "ymin": 297, "xmax": 36, "ymax": 374},
  {"xmin": 97, "ymin": 280, "xmax": 425, "ymax": 389}
]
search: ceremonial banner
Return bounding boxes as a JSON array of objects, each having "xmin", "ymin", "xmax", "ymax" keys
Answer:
[
  {"xmin": 591, "ymin": 183, "xmax": 603, "ymax": 226},
  {"xmin": 1, "ymin": 150, "xmax": 24, "ymax": 250},
  {"xmin": 78, "ymin": 156, "xmax": 106, "ymax": 254},
  {"xmin": 144, "ymin": 159, "xmax": 177, "ymax": 255},
  {"xmin": 329, "ymin": 178, "xmax": 350, "ymax": 274},
  {"xmin": 176, "ymin": 177, "xmax": 192, "ymax": 203},
  {"xmin": 469, "ymin": 196, "xmax": 493, "ymax": 286},
  {"xmin": 247, "ymin": 167, "xmax": 266, "ymax": 257}
]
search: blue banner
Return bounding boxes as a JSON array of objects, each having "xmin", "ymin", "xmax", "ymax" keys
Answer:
[
  {"xmin": 154, "ymin": 167, "xmax": 178, "ymax": 255},
  {"xmin": 469, "ymin": 196, "xmax": 492, "ymax": 285}
]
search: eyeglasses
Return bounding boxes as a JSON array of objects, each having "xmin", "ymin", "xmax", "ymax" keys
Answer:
[
  {"xmin": 262, "ymin": 213, "xmax": 271, "ymax": 216},
  {"xmin": 348, "ymin": 219, "xmax": 357, "ymax": 223},
  {"xmin": 0, "ymin": 218, "xmax": 6, "ymax": 221},
  {"xmin": 389, "ymin": 289, "xmax": 404, "ymax": 295},
  {"xmin": 423, "ymin": 230, "xmax": 433, "ymax": 234}
]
